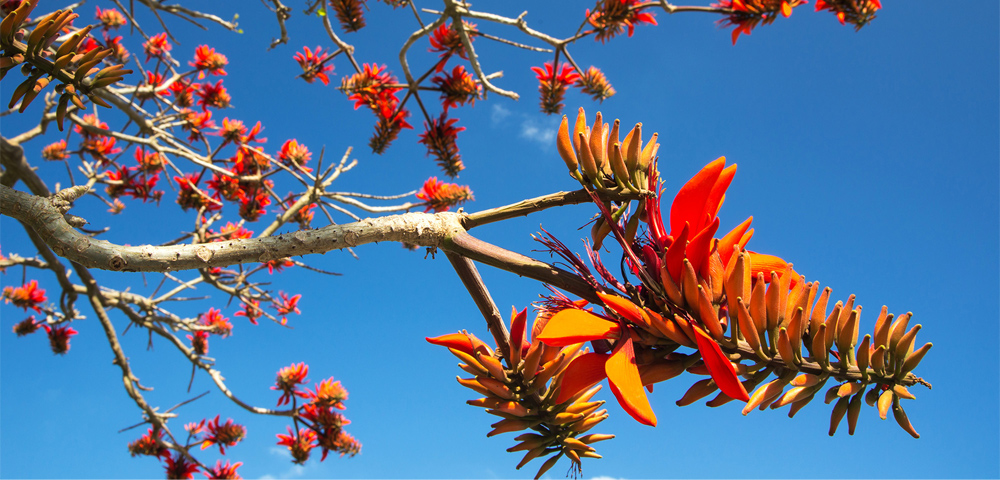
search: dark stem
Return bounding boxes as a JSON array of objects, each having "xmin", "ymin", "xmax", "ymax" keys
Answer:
[{"xmin": 444, "ymin": 251, "xmax": 510, "ymax": 361}]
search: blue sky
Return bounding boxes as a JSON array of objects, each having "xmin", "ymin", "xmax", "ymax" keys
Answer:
[{"xmin": 1, "ymin": 1, "xmax": 998, "ymax": 478}]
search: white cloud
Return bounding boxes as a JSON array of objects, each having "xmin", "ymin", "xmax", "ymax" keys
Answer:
[
  {"xmin": 590, "ymin": 476, "xmax": 625, "ymax": 480},
  {"xmin": 519, "ymin": 118, "xmax": 557, "ymax": 150},
  {"xmin": 491, "ymin": 103, "xmax": 512, "ymax": 123},
  {"xmin": 264, "ymin": 447, "xmax": 310, "ymax": 479}
]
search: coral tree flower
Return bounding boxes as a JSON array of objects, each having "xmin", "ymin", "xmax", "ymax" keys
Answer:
[
  {"xmin": 143, "ymin": 32, "xmax": 171, "ymax": 62},
  {"xmin": 273, "ymin": 362, "xmax": 310, "ymax": 406},
  {"xmin": 415, "ymin": 177, "xmax": 473, "ymax": 212},
  {"xmin": 203, "ymin": 460, "xmax": 242, "ymax": 479},
  {"xmin": 419, "ymin": 115, "xmax": 466, "ymax": 177},
  {"xmin": 537, "ymin": 292, "xmax": 656, "ymax": 426},
  {"xmin": 714, "ymin": 0, "xmax": 805, "ymax": 44},
  {"xmin": 586, "ymin": 0, "xmax": 657, "ymax": 42},
  {"xmin": 42, "ymin": 324, "xmax": 78, "ymax": 355},
  {"xmin": 294, "ymin": 46, "xmax": 334, "ymax": 85},
  {"xmin": 3, "ymin": 280, "xmax": 46, "ymax": 312},
  {"xmin": 532, "ymin": 62, "xmax": 580, "ymax": 114},
  {"xmin": 200, "ymin": 415, "xmax": 246, "ymax": 454},
  {"xmin": 190, "ymin": 45, "xmax": 228, "ymax": 78},
  {"xmin": 815, "ymin": 0, "xmax": 881, "ymax": 28}
]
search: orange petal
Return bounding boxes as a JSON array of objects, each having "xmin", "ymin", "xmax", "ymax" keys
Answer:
[
  {"xmin": 605, "ymin": 336, "xmax": 657, "ymax": 426},
  {"xmin": 706, "ymin": 164, "xmax": 737, "ymax": 221},
  {"xmin": 554, "ymin": 352, "xmax": 609, "ymax": 404},
  {"xmin": 670, "ymin": 158, "xmax": 725, "ymax": 237},
  {"xmin": 664, "ymin": 223, "xmax": 690, "ymax": 284},
  {"xmin": 781, "ymin": 1, "xmax": 792, "ymax": 17},
  {"xmin": 597, "ymin": 291, "xmax": 647, "ymax": 326},
  {"xmin": 687, "ymin": 217, "xmax": 720, "ymax": 279},
  {"xmin": 426, "ymin": 332, "xmax": 475, "ymax": 355},
  {"xmin": 748, "ymin": 252, "xmax": 788, "ymax": 282},
  {"xmin": 693, "ymin": 325, "xmax": 750, "ymax": 402},
  {"xmin": 537, "ymin": 309, "xmax": 620, "ymax": 347},
  {"xmin": 719, "ymin": 216, "xmax": 752, "ymax": 267},
  {"xmin": 509, "ymin": 307, "xmax": 528, "ymax": 365}
]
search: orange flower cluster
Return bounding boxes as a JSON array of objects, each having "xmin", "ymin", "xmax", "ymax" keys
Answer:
[
  {"xmin": 294, "ymin": 46, "xmax": 334, "ymax": 85},
  {"xmin": 815, "ymin": 0, "xmax": 882, "ymax": 29},
  {"xmin": 415, "ymin": 176, "xmax": 473, "ymax": 212},
  {"xmin": 3, "ymin": 279, "xmax": 46, "ymax": 312},
  {"xmin": 427, "ymin": 308, "xmax": 615, "ymax": 478},
  {"xmin": 341, "ymin": 63, "xmax": 412, "ymax": 154},
  {"xmin": 531, "ymin": 62, "xmax": 580, "ymax": 114},
  {"xmin": 714, "ymin": 0, "xmax": 806, "ymax": 44},
  {"xmin": 272, "ymin": 364, "xmax": 361, "ymax": 463},
  {"xmin": 543, "ymin": 111, "xmax": 930, "ymax": 439},
  {"xmin": 585, "ymin": 0, "xmax": 657, "ymax": 43},
  {"xmin": 418, "ymin": 115, "xmax": 466, "ymax": 177}
]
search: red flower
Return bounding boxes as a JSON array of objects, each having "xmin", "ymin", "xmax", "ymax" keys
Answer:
[
  {"xmin": 264, "ymin": 258, "xmax": 294, "ymax": 274},
  {"xmin": 276, "ymin": 427, "xmax": 316, "ymax": 464},
  {"xmin": 419, "ymin": 114, "xmax": 465, "ymax": 177},
  {"xmin": 187, "ymin": 330, "xmax": 210, "ymax": 355},
  {"xmin": 128, "ymin": 428, "xmax": 168, "ymax": 458},
  {"xmin": 41, "ymin": 140, "xmax": 69, "ymax": 161},
  {"xmin": 235, "ymin": 299, "xmax": 263, "ymax": 325},
  {"xmin": 330, "ymin": 0, "xmax": 365, "ymax": 32},
  {"xmin": 273, "ymin": 292, "xmax": 301, "ymax": 325},
  {"xmin": 200, "ymin": 308, "xmax": 232, "ymax": 337},
  {"xmin": 531, "ymin": 62, "xmax": 580, "ymax": 114},
  {"xmin": 428, "ymin": 21, "xmax": 477, "ymax": 71},
  {"xmin": 294, "ymin": 46, "xmax": 335, "ymax": 85},
  {"xmin": 42, "ymin": 324, "xmax": 78, "ymax": 355},
  {"xmin": 143, "ymin": 32, "xmax": 172, "ymax": 62},
  {"xmin": 105, "ymin": 35, "xmax": 130, "ymax": 64},
  {"xmin": 432, "ymin": 65, "xmax": 482, "ymax": 110},
  {"xmin": 214, "ymin": 222, "xmax": 254, "ymax": 241},
  {"xmin": 171, "ymin": 82, "xmax": 196, "ymax": 109},
  {"xmin": 197, "ymin": 80, "xmax": 231, "ymax": 110},
  {"xmin": 133, "ymin": 147, "xmax": 165, "ymax": 174},
  {"xmin": 3, "ymin": 280, "xmax": 46, "ymax": 312},
  {"xmin": 79, "ymin": 135, "xmax": 122, "ymax": 163},
  {"xmin": 277, "ymin": 139, "xmax": 312, "ymax": 171},
  {"xmin": 190, "ymin": 45, "xmax": 228, "ymax": 79},
  {"xmin": 302, "ymin": 378, "xmax": 348, "ymax": 409},
  {"xmin": 415, "ymin": 177, "xmax": 473, "ymax": 213},
  {"xmin": 203, "ymin": 460, "xmax": 243, "ymax": 480},
  {"xmin": 586, "ymin": 0, "xmax": 657, "ymax": 42},
  {"xmin": 13, "ymin": 316, "xmax": 41, "ymax": 336},
  {"xmin": 815, "ymin": 0, "xmax": 881, "ymax": 29},
  {"xmin": 163, "ymin": 453, "xmax": 200, "ymax": 479},
  {"xmin": 175, "ymin": 173, "xmax": 221, "ymax": 212},
  {"xmin": 273, "ymin": 362, "xmax": 310, "ymax": 406},
  {"xmin": 200, "ymin": 415, "xmax": 246, "ymax": 454},
  {"xmin": 96, "ymin": 6, "xmax": 127, "ymax": 30},
  {"xmin": 238, "ymin": 187, "xmax": 271, "ymax": 222},
  {"xmin": 714, "ymin": 0, "xmax": 805, "ymax": 44}
]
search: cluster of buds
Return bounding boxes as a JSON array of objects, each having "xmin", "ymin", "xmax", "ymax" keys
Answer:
[
  {"xmin": 428, "ymin": 308, "xmax": 614, "ymax": 479},
  {"xmin": 1, "ymin": 1, "xmax": 132, "ymax": 126},
  {"xmin": 557, "ymin": 108, "xmax": 659, "ymax": 196},
  {"xmin": 329, "ymin": 0, "xmax": 366, "ymax": 32}
]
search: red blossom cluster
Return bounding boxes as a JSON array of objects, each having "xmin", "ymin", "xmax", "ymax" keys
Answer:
[
  {"xmin": 415, "ymin": 176, "xmax": 473, "ymax": 213},
  {"xmin": 3, "ymin": 279, "xmax": 46, "ymax": 312},
  {"xmin": 273, "ymin": 364, "xmax": 361, "ymax": 464},
  {"xmin": 190, "ymin": 45, "xmax": 228, "ymax": 79},
  {"xmin": 432, "ymin": 65, "xmax": 482, "ymax": 111},
  {"xmin": 715, "ymin": 0, "xmax": 805, "ymax": 44},
  {"xmin": 418, "ymin": 114, "xmax": 465, "ymax": 177},
  {"xmin": 815, "ymin": 0, "xmax": 882, "ymax": 28},
  {"xmin": 294, "ymin": 46, "xmax": 334, "ymax": 85},
  {"xmin": 531, "ymin": 62, "xmax": 581, "ymax": 114},
  {"xmin": 586, "ymin": 0, "xmax": 658, "ymax": 43},
  {"xmin": 40, "ymin": 140, "xmax": 69, "ymax": 160},
  {"xmin": 428, "ymin": 21, "xmax": 477, "ymax": 71},
  {"xmin": 341, "ymin": 63, "xmax": 412, "ymax": 154},
  {"xmin": 143, "ymin": 32, "xmax": 171, "ymax": 62}
]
